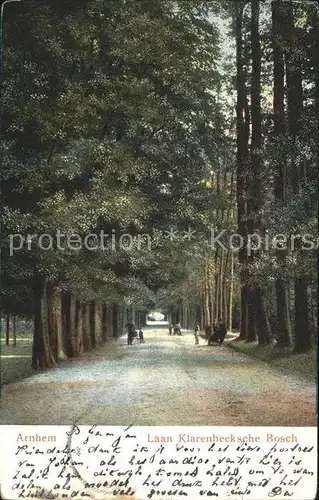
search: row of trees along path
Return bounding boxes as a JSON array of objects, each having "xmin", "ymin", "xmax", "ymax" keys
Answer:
[{"xmin": 1, "ymin": 0, "xmax": 317, "ymax": 370}]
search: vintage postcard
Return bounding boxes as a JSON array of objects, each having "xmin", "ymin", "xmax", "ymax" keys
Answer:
[{"xmin": 0, "ymin": 0, "xmax": 317, "ymax": 499}]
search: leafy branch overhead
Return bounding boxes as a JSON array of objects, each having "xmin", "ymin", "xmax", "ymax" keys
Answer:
[{"xmin": 1, "ymin": 0, "xmax": 317, "ymax": 366}]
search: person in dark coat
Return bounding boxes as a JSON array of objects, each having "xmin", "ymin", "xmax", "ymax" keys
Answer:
[
  {"xmin": 194, "ymin": 323, "xmax": 200, "ymax": 345},
  {"xmin": 138, "ymin": 327, "xmax": 145, "ymax": 343},
  {"xmin": 175, "ymin": 322, "xmax": 182, "ymax": 335},
  {"xmin": 207, "ymin": 323, "xmax": 220, "ymax": 345},
  {"xmin": 204, "ymin": 324, "xmax": 210, "ymax": 342},
  {"xmin": 126, "ymin": 323, "xmax": 136, "ymax": 345},
  {"xmin": 218, "ymin": 319, "xmax": 227, "ymax": 345}
]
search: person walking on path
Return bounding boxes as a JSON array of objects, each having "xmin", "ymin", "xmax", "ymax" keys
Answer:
[
  {"xmin": 174, "ymin": 322, "xmax": 182, "ymax": 336},
  {"xmin": 138, "ymin": 327, "xmax": 145, "ymax": 343},
  {"xmin": 218, "ymin": 319, "xmax": 227, "ymax": 345},
  {"xmin": 194, "ymin": 323, "xmax": 200, "ymax": 345},
  {"xmin": 126, "ymin": 323, "xmax": 137, "ymax": 345},
  {"xmin": 168, "ymin": 323, "xmax": 173, "ymax": 335}
]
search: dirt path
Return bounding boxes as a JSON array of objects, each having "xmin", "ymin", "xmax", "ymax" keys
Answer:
[{"xmin": 0, "ymin": 329, "xmax": 316, "ymax": 425}]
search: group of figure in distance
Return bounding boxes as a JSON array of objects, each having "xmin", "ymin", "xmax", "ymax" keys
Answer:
[
  {"xmin": 168, "ymin": 322, "xmax": 183, "ymax": 336},
  {"xmin": 168, "ymin": 320, "xmax": 227, "ymax": 345},
  {"xmin": 126, "ymin": 319, "xmax": 227, "ymax": 346},
  {"xmin": 125, "ymin": 323, "xmax": 145, "ymax": 345}
]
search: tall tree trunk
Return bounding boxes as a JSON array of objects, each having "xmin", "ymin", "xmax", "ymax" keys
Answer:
[
  {"xmin": 106, "ymin": 305, "xmax": 111, "ymax": 339},
  {"xmin": 313, "ymin": 12, "xmax": 319, "ymax": 172},
  {"xmin": 219, "ymin": 171, "xmax": 229, "ymax": 324},
  {"xmin": 204, "ymin": 264, "xmax": 211, "ymax": 328},
  {"xmin": 13, "ymin": 315, "xmax": 16, "ymax": 347},
  {"xmin": 53, "ymin": 287, "xmax": 67, "ymax": 360},
  {"xmin": 309, "ymin": 285, "xmax": 317, "ymax": 343},
  {"xmin": 250, "ymin": 0, "xmax": 272, "ymax": 345},
  {"xmin": 112, "ymin": 302, "xmax": 118, "ymax": 338},
  {"xmin": 236, "ymin": 1, "xmax": 250, "ymax": 341},
  {"xmin": 131, "ymin": 305, "xmax": 136, "ymax": 325},
  {"xmin": 272, "ymin": 0, "xmax": 292, "ymax": 347},
  {"xmin": 47, "ymin": 284, "xmax": 58, "ymax": 361},
  {"xmin": 309, "ymin": 10, "xmax": 318, "ymax": 342},
  {"xmin": 274, "ymin": 280, "xmax": 292, "ymax": 346},
  {"xmin": 284, "ymin": 1, "xmax": 311, "ymax": 353},
  {"xmin": 223, "ymin": 284, "xmax": 229, "ymax": 327},
  {"xmin": 69, "ymin": 296, "xmax": 78, "ymax": 355},
  {"xmin": 5, "ymin": 313, "xmax": 10, "ymax": 346},
  {"xmin": 246, "ymin": 288, "xmax": 257, "ymax": 342},
  {"xmin": 82, "ymin": 303, "xmax": 91, "ymax": 352},
  {"xmin": 200, "ymin": 300, "xmax": 204, "ymax": 330},
  {"xmin": 94, "ymin": 301, "xmax": 102, "ymax": 345},
  {"xmin": 229, "ymin": 251, "xmax": 234, "ymax": 332},
  {"xmin": 183, "ymin": 302, "xmax": 188, "ymax": 330},
  {"xmin": 294, "ymin": 279, "xmax": 311, "ymax": 352},
  {"xmin": 62, "ymin": 291, "xmax": 75, "ymax": 357},
  {"xmin": 214, "ymin": 251, "xmax": 220, "ymax": 324},
  {"xmin": 109, "ymin": 304, "xmax": 114, "ymax": 337},
  {"xmin": 102, "ymin": 303, "xmax": 107, "ymax": 342},
  {"xmin": 226, "ymin": 172, "xmax": 235, "ymax": 332},
  {"xmin": 32, "ymin": 279, "xmax": 56, "ymax": 369},
  {"xmin": 239, "ymin": 288, "xmax": 248, "ymax": 340},
  {"xmin": 122, "ymin": 306, "xmax": 129, "ymax": 332},
  {"xmin": 75, "ymin": 299, "xmax": 83, "ymax": 355},
  {"xmin": 89, "ymin": 300, "xmax": 96, "ymax": 348},
  {"xmin": 207, "ymin": 262, "xmax": 214, "ymax": 333},
  {"xmin": 218, "ymin": 251, "xmax": 224, "ymax": 321},
  {"xmin": 255, "ymin": 286, "xmax": 273, "ymax": 346},
  {"xmin": 221, "ymin": 248, "xmax": 230, "ymax": 323}
]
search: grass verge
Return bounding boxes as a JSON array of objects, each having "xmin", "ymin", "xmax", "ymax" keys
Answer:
[
  {"xmin": 1, "ymin": 338, "xmax": 35, "ymax": 386},
  {"xmin": 228, "ymin": 340, "xmax": 317, "ymax": 383}
]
